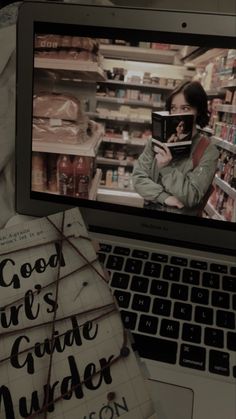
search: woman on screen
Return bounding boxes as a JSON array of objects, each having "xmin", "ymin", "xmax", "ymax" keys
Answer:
[{"xmin": 132, "ymin": 81, "xmax": 219, "ymax": 214}]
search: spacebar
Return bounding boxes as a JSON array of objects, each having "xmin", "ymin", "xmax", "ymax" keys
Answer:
[{"xmin": 132, "ymin": 333, "xmax": 177, "ymax": 364}]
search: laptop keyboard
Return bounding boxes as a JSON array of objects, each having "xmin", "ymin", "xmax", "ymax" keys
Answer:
[{"xmin": 97, "ymin": 242, "xmax": 236, "ymax": 380}]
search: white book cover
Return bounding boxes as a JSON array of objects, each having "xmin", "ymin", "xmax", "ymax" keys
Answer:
[{"xmin": 0, "ymin": 208, "xmax": 156, "ymax": 419}]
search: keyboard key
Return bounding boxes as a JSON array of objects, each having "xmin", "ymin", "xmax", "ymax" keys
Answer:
[
  {"xmin": 106, "ymin": 255, "xmax": 124, "ymax": 271},
  {"xmin": 132, "ymin": 333, "xmax": 177, "ymax": 364},
  {"xmin": 202, "ymin": 272, "xmax": 220, "ymax": 289},
  {"xmin": 204, "ymin": 327, "xmax": 224, "ymax": 348},
  {"xmin": 150, "ymin": 279, "xmax": 169, "ymax": 297},
  {"xmin": 227, "ymin": 332, "xmax": 236, "ymax": 351},
  {"xmin": 151, "ymin": 252, "xmax": 168, "ymax": 263},
  {"xmin": 98, "ymin": 252, "xmax": 106, "ymax": 264},
  {"xmin": 160, "ymin": 319, "xmax": 179, "ymax": 339},
  {"xmin": 138, "ymin": 314, "xmax": 158, "ymax": 335},
  {"xmin": 110, "ymin": 272, "xmax": 130, "ymax": 289},
  {"xmin": 212, "ymin": 291, "xmax": 230, "ymax": 309},
  {"xmin": 125, "ymin": 258, "xmax": 142, "ymax": 274},
  {"xmin": 132, "ymin": 249, "xmax": 149, "ymax": 259},
  {"xmin": 132, "ymin": 294, "xmax": 151, "ymax": 313},
  {"xmin": 180, "ymin": 344, "xmax": 206, "ymax": 371},
  {"xmin": 191, "ymin": 287, "xmax": 209, "ymax": 305},
  {"xmin": 209, "ymin": 350, "xmax": 230, "ymax": 376},
  {"xmin": 233, "ymin": 295, "xmax": 236, "ymax": 310},
  {"xmin": 113, "ymin": 246, "xmax": 130, "ymax": 256},
  {"xmin": 216, "ymin": 310, "xmax": 235, "ymax": 330},
  {"xmin": 173, "ymin": 302, "xmax": 192, "ymax": 321},
  {"xmin": 210, "ymin": 263, "xmax": 228, "ymax": 274},
  {"xmin": 130, "ymin": 275, "xmax": 149, "ymax": 293},
  {"xmin": 114, "ymin": 290, "xmax": 131, "ymax": 308},
  {"xmin": 182, "ymin": 323, "xmax": 202, "ymax": 344},
  {"xmin": 170, "ymin": 256, "xmax": 188, "ymax": 266},
  {"xmin": 190, "ymin": 260, "xmax": 207, "ymax": 270},
  {"xmin": 170, "ymin": 283, "xmax": 189, "ymax": 301},
  {"xmin": 143, "ymin": 261, "xmax": 161, "ymax": 278},
  {"xmin": 152, "ymin": 298, "xmax": 171, "ymax": 317},
  {"xmin": 222, "ymin": 276, "xmax": 236, "ymax": 292},
  {"xmin": 120, "ymin": 310, "xmax": 137, "ymax": 330},
  {"xmin": 163, "ymin": 265, "xmax": 181, "ymax": 282},
  {"xmin": 230, "ymin": 266, "xmax": 236, "ymax": 276},
  {"xmin": 182, "ymin": 268, "xmax": 200, "ymax": 285},
  {"xmin": 99, "ymin": 243, "xmax": 112, "ymax": 252},
  {"xmin": 195, "ymin": 306, "xmax": 213, "ymax": 325}
]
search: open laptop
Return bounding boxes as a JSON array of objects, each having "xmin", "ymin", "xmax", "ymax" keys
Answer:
[{"xmin": 15, "ymin": 2, "xmax": 236, "ymax": 418}]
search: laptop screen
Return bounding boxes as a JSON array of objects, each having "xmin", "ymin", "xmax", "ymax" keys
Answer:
[{"xmin": 16, "ymin": 2, "xmax": 236, "ymax": 251}]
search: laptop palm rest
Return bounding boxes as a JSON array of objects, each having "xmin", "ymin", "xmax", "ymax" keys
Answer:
[{"xmin": 148, "ymin": 379, "xmax": 193, "ymax": 419}]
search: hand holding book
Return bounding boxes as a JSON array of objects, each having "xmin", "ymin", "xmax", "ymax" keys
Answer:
[{"xmin": 153, "ymin": 139, "xmax": 172, "ymax": 169}]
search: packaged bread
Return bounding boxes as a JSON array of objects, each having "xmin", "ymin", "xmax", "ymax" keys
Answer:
[
  {"xmin": 32, "ymin": 117, "xmax": 88, "ymax": 144},
  {"xmin": 35, "ymin": 34, "xmax": 61, "ymax": 49},
  {"xmin": 33, "ymin": 93, "xmax": 82, "ymax": 121}
]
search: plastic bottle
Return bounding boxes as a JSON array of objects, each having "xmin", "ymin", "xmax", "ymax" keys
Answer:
[
  {"xmin": 73, "ymin": 156, "xmax": 89, "ymax": 199},
  {"xmin": 57, "ymin": 154, "xmax": 74, "ymax": 196}
]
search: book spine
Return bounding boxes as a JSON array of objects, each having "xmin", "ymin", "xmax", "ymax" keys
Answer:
[{"xmin": 163, "ymin": 118, "xmax": 167, "ymax": 141}]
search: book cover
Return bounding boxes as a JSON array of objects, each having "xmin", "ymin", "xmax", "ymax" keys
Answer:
[
  {"xmin": 0, "ymin": 208, "xmax": 156, "ymax": 419},
  {"xmin": 152, "ymin": 111, "xmax": 194, "ymax": 158}
]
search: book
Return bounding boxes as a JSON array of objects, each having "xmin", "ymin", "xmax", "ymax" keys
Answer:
[
  {"xmin": 152, "ymin": 111, "xmax": 194, "ymax": 158},
  {"xmin": 0, "ymin": 208, "xmax": 156, "ymax": 419}
]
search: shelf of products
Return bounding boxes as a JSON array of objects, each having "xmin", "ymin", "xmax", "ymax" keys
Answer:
[
  {"xmin": 97, "ymin": 79, "xmax": 173, "ymax": 91},
  {"xmin": 95, "ymin": 111, "xmax": 152, "ymax": 123},
  {"xmin": 96, "ymin": 95, "xmax": 164, "ymax": 109},
  {"xmin": 204, "ymin": 80, "xmax": 236, "ymax": 222},
  {"xmin": 214, "ymin": 176, "xmax": 236, "ymax": 200},
  {"xmin": 33, "ymin": 130, "xmax": 103, "ymax": 157},
  {"xmin": 34, "ymin": 58, "xmax": 106, "ymax": 82},
  {"xmin": 216, "ymin": 104, "xmax": 236, "ymax": 114},
  {"xmin": 212, "ymin": 136, "xmax": 236, "ymax": 154},
  {"xmin": 99, "ymin": 44, "xmax": 177, "ymax": 64}
]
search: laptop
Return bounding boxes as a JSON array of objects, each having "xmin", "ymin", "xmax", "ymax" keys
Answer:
[{"xmin": 15, "ymin": 2, "xmax": 236, "ymax": 418}]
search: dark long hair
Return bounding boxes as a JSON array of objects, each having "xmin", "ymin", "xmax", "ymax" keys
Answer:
[{"xmin": 166, "ymin": 81, "xmax": 210, "ymax": 128}]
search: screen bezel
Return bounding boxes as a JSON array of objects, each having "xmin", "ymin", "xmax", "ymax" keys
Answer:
[{"xmin": 16, "ymin": 1, "xmax": 236, "ymax": 253}]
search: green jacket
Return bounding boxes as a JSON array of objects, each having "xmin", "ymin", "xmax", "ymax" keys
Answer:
[{"xmin": 132, "ymin": 133, "xmax": 219, "ymax": 209}]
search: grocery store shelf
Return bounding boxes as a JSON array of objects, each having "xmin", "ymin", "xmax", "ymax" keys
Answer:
[
  {"xmin": 96, "ymin": 114, "xmax": 151, "ymax": 123},
  {"xmin": 212, "ymin": 136, "xmax": 236, "ymax": 153},
  {"xmin": 102, "ymin": 136, "xmax": 147, "ymax": 146},
  {"xmin": 205, "ymin": 90, "xmax": 225, "ymax": 99},
  {"xmin": 34, "ymin": 57, "xmax": 106, "ymax": 81},
  {"xmin": 204, "ymin": 202, "xmax": 226, "ymax": 221},
  {"xmin": 97, "ymin": 187, "xmax": 144, "ymax": 207},
  {"xmin": 214, "ymin": 176, "xmax": 236, "ymax": 200},
  {"xmin": 96, "ymin": 157, "xmax": 134, "ymax": 167},
  {"xmin": 216, "ymin": 104, "xmax": 236, "ymax": 114},
  {"xmin": 100, "ymin": 44, "xmax": 176, "ymax": 64},
  {"xmin": 98, "ymin": 79, "xmax": 173, "ymax": 91},
  {"xmin": 32, "ymin": 131, "xmax": 102, "ymax": 157},
  {"xmin": 197, "ymin": 126, "xmax": 213, "ymax": 135},
  {"xmin": 96, "ymin": 95, "xmax": 164, "ymax": 108},
  {"xmin": 221, "ymin": 80, "xmax": 236, "ymax": 89}
]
